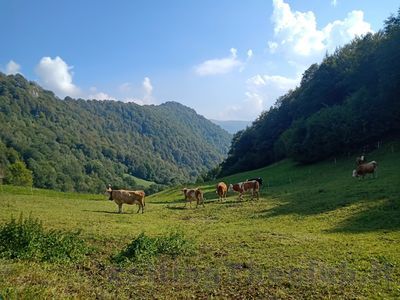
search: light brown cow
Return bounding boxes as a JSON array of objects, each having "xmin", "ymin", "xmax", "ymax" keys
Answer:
[
  {"xmin": 106, "ymin": 185, "xmax": 145, "ymax": 213},
  {"xmin": 182, "ymin": 188, "xmax": 205, "ymax": 208},
  {"xmin": 216, "ymin": 182, "xmax": 227, "ymax": 202},
  {"xmin": 229, "ymin": 180, "xmax": 260, "ymax": 201}
]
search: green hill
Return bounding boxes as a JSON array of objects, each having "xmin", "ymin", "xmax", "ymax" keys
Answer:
[
  {"xmin": 220, "ymin": 9, "xmax": 400, "ymax": 176},
  {"xmin": 0, "ymin": 142, "xmax": 399, "ymax": 298},
  {"xmin": 0, "ymin": 74, "xmax": 231, "ymax": 193}
]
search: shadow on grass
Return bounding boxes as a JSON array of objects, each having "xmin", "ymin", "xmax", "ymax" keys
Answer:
[
  {"xmin": 165, "ymin": 206, "xmax": 187, "ymax": 210},
  {"xmin": 327, "ymin": 198, "xmax": 400, "ymax": 233},
  {"xmin": 149, "ymin": 199, "xmax": 184, "ymax": 205},
  {"xmin": 83, "ymin": 210, "xmax": 136, "ymax": 214},
  {"xmin": 257, "ymin": 178, "xmax": 400, "ymax": 232}
]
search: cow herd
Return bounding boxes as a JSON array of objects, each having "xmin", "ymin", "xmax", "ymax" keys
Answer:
[
  {"xmin": 106, "ymin": 155, "xmax": 378, "ymax": 214},
  {"xmin": 105, "ymin": 177, "xmax": 263, "ymax": 213}
]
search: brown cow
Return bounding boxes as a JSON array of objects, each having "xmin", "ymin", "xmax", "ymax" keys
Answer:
[
  {"xmin": 106, "ymin": 185, "xmax": 145, "ymax": 213},
  {"xmin": 182, "ymin": 188, "xmax": 205, "ymax": 208},
  {"xmin": 229, "ymin": 180, "xmax": 260, "ymax": 201},
  {"xmin": 352, "ymin": 161, "xmax": 378, "ymax": 179},
  {"xmin": 216, "ymin": 182, "xmax": 227, "ymax": 202}
]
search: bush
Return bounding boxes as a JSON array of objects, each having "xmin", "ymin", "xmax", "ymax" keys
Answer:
[
  {"xmin": 113, "ymin": 231, "xmax": 194, "ymax": 264},
  {"xmin": 0, "ymin": 215, "xmax": 88, "ymax": 263},
  {"xmin": 5, "ymin": 161, "xmax": 33, "ymax": 187}
]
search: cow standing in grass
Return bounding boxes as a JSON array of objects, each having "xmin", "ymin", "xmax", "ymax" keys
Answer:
[
  {"xmin": 352, "ymin": 161, "xmax": 378, "ymax": 179},
  {"xmin": 216, "ymin": 182, "xmax": 227, "ymax": 202},
  {"xmin": 182, "ymin": 188, "xmax": 205, "ymax": 208},
  {"xmin": 106, "ymin": 185, "xmax": 145, "ymax": 213},
  {"xmin": 229, "ymin": 180, "xmax": 260, "ymax": 201}
]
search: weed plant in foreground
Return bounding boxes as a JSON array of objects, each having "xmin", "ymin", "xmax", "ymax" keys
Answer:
[
  {"xmin": 113, "ymin": 231, "xmax": 194, "ymax": 264},
  {"xmin": 0, "ymin": 215, "xmax": 89, "ymax": 263}
]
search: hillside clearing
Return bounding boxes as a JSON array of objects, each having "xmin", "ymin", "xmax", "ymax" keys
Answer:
[{"xmin": 0, "ymin": 143, "xmax": 399, "ymax": 299}]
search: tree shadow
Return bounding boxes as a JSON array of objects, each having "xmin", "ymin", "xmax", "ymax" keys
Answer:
[
  {"xmin": 327, "ymin": 198, "xmax": 400, "ymax": 233},
  {"xmin": 256, "ymin": 177, "xmax": 400, "ymax": 233}
]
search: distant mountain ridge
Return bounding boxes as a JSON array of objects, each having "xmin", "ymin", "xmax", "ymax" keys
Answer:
[
  {"xmin": 210, "ymin": 119, "xmax": 251, "ymax": 134},
  {"xmin": 0, "ymin": 73, "xmax": 232, "ymax": 193}
]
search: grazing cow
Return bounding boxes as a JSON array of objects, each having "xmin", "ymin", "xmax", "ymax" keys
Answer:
[
  {"xmin": 229, "ymin": 180, "xmax": 260, "ymax": 201},
  {"xmin": 246, "ymin": 177, "xmax": 263, "ymax": 187},
  {"xmin": 216, "ymin": 182, "xmax": 227, "ymax": 202},
  {"xmin": 106, "ymin": 185, "xmax": 145, "ymax": 213},
  {"xmin": 182, "ymin": 188, "xmax": 205, "ymax": 208},
  {"xmin": 352, "ymin": 161, "xmax": 378, "ymax": 179}
]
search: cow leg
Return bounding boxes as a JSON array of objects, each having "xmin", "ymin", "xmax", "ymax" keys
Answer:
[
  {"xmin": 137, "ymin": 204, "xmax": 141, "ymax": 213},
  {"xmin": 118, "ymin": 204, "xmax": 122, "ymax": 213}
]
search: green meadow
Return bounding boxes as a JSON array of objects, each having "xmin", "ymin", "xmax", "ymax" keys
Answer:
[{"xmin": 0, "ymin": 142, "xmax": 399, "ymax": 299}]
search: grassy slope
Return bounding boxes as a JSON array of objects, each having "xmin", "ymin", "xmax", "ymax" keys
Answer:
[{"xmin": 0, "ymin": 142, "xmax": 399, "ymax": 299}]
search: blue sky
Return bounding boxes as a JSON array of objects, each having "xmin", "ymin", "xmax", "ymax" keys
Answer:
[{"xmin": 1, "ymin": 0, "xmax": 399, "ymax": 121}]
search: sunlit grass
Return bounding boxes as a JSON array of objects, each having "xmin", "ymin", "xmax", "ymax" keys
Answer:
[{"xmin": 0, "ymin": 142, "xmax": 399, "ymax": 298}]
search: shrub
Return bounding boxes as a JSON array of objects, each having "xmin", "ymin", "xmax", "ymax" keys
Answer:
[
  {"xmin": 0, "ymin": 215, "xmax": 88, "ymax": 263},
  {"xmin": 5, "ymin": 161, "xmax": 33, "ymax": 187},
  {"xmin": 113, "ymin": 231, "xmax": 194, "ymax": 264}
]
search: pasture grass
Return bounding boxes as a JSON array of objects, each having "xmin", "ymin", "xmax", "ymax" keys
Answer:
[{"xmin": 0, "ymin": 142, "xmax": 399, "ymax": 298}]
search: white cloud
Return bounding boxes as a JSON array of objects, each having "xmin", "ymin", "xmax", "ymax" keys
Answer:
[
  {"xmin": 5, "ymin": 60, "xmax": 21, "ymax": 75},
  {"xmin": 124, "ymin": 77, "xmax": 156, "ymax": 105},
  {"xmin": 35, "ymin": 56, "xmax": 80, "ymax": 98},
  {"xmin": 323, "ymin": 11, "xmax": 373, "ymax": 53},
  {"xmin": 247, "ymin": 74, "xmax": 299, "ymax": 91},
  {"xmin": 268, "ymin": 41, "xmax": 278, "ymax": 53},
  {"xmin": 194, "ymin": 48, "xmax": 243, "ymax": 76},
  {"xmin": 245, "ymin": 73, "xmax": 300, "ymax": 112},
  {"xmin": 143, "ymin": 77, "xmax": 153, "ymax": 96},
  {"xmin": 247, "ymin": 49, "xmax": 253, "ymax": 59},
  {"xmin": 268, "ymin": 0, "xmax": 372, "ymax": 58},
  {"xmin": 118, "ymin": 82, "xmax": 133, "ymax": 94},
  {"xmin": 331, "ymin": 0, "xmax": 338, "ymax": 7},
  {"xmin": 88, "ymin": 87, "xmax": 116, "ymax": 100},
  {"xmin": 217, "ymin": 73, "xmax": 299, "ymax": 120}
]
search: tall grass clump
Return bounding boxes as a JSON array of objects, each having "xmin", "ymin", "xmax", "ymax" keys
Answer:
[
  {"xmin": 113, "ymin": 231, "xmax": 194, "ymax": 264},
  {"xmin": 0, "ymin": 215, "xmax": 88, "ymax": 263}
]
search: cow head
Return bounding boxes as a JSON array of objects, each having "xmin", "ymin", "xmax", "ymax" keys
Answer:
[
  {"xmin": 352, "ymin": 170, "xmax": 358, "ymax": 177},
  {"xmin": 228, "ymin": 184, "xmax": 233, "ymax": 191},
  {"xmin": 106, "ymin": 184, "xmax": 113, "ymax": 200}
]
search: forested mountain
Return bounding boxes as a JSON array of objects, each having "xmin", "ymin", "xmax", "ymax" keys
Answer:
[
  {"xmin": 0, "ymin": 74, "xmax": 231, "ymax": 193},
  {"xmin": 219, "ymin": 9, "xmax": 400, "ymax": 176}
]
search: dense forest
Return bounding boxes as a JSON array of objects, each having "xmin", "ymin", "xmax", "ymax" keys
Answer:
[
  {"xmin": 219, "ymin": 9, "xmax": 400, "ymax": 176},
  {"xmin": 0, "ymin": 75, "xmax": 231, "ymax": 193}
]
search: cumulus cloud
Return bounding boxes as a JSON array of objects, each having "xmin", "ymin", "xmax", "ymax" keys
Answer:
[
  {"xmin": 35, "ymin": 56, "xmax": 80, "ymax": 98},
  {"xmin": 245, "ymin": 73, "xmax": 300, "ymax": 113},
  {"xmin": 247, "ymin": 49, "xmax": 253, "ymax": 59},
  {"xmin": 268, "ymin": 0, "xmax": 372, "ymax": 58},
  {"xmin": 194, "ymin": 48, "xmax": 243, "ymax": 76},
  {"xmin": 124, "ymin": 77, "xmax": 156, "ymax": 105},
  {"xmin": 143, "ymin": 77, "xmax": 153, "ymax": 96},
  {"xmin": 217, "ymin": 73, "xmax": 299, "ymax": 120},
  {"xmin": 88, "ymin": 87, "xmax": 116, "ymax": 100},
  {"xmin": 5, "ymin": 60, "xmax": 22, "ymax": 75},
  {"xmin": 118, "ymin": 82, "xmax": 133, "ymax": 94},
  {"xmin": 331, "ymin": 0, "xmax": 338, "ymax": 7}
]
